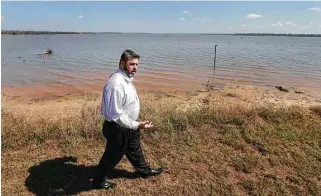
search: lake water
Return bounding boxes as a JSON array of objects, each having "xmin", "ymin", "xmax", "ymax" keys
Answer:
[{"xmin": 2, "ymin": 34, "xmax": 321, "ymax": 98}]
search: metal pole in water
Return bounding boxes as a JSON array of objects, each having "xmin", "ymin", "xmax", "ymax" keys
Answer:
[{"xmin": 214, "ymin": 45, "xmax": 218, "ymax": 70}]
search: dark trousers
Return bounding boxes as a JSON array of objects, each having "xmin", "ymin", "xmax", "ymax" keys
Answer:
[{"xmin": 93, "ymin": 120, "xmax": 149, "ymax": 183}]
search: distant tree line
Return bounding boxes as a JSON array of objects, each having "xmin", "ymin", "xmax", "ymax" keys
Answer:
[
  {"xmin": 2, "ymin": 30, "xmax": 320, "ymax": 37},
  {"xmin": 234, "ymin": 33, "xmax": 321, "ymax": 37},
  {"xmin": 1, "ymin": 30, "xmax": 83, "ymax": 35},
  {"xmin": 1, "ymin": 30, "xmax": 123, "ymax": 35}
]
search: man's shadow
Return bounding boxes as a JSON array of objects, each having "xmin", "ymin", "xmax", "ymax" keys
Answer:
[{"xmin": 25, "ymin": 156, "xmax": 141, "ymax": 195}]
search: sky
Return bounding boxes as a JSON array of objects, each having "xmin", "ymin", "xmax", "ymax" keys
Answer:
[{"xmin": 1, "ymin": 1, "xmax": 321, "ymax": 34}]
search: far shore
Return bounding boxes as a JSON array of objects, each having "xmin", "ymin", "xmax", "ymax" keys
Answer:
[{"xmin": 2, "ymin": 30, "xmax": 321, "ymax": 37}]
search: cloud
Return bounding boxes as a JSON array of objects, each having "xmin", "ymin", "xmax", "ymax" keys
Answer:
[
  {"xmin": 179, "ymin": 17, "xmax": 185, "ymax": 21},
  {"xmin": 78, "ymin": 15, "xmax": 84, "ymax": 19},
  {"xmin": 271, "ymin": 22, "xmax": 283, "ymax": 27},
  {"xmin": 195, "ymin": 17, "xmax": 209, "ymax": 22},
  {"xmin": 228, "ymin": 27, "xmax": 233, "ymax": 29},
  {"xmin": 245, "ymin": 14, "xmax": 262, "ymax": 19},
  {"xmin": 284, "ymin": 21, "xmax": 296, "ymax": 26},
  {"xmin": 201, "ymin": 18, "xmax": 209, "ymax": 23},
  {"xmin": 241, "ymin": 24, "xmax": 247, "ymax": 27},
  {"xmin": 182, "ymin": 10, "xmax": 189, "ymax": 14},
  {"xmin": 309, "ymin": 7, "xmax": 321, "ymax": 12},
  {"xmin": 1, "ymin": 15, "xmax": 4, "ymax": 20},
  {"xmin": 300, "ymin": 26, "xmax": 309, "ymax": 29}
]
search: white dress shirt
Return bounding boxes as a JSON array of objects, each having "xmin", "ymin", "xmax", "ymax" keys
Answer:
[{"xmin": 101, "ymin": 68, "xmax": 140, "ymax": 130}]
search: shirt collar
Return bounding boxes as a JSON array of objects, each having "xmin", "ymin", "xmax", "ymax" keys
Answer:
[{"xmin": 116, "ymin": 68, "xmax": 134, "ymax": 83}]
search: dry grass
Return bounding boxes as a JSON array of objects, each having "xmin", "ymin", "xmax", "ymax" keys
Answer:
[{"xmin": 1, "ymin": 92, "xmax": 321, "ymax": 196}]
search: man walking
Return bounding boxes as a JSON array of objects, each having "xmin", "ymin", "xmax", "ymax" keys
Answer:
[{"xmin": 93, "ymin": 49, "xmax": 163, "ymax": 190}]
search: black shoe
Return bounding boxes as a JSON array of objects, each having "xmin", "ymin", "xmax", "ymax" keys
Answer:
[
  {"xmin": 92, "ymin": 181, "xmax": 117, "ymax": 190},
  {"xmin": 138, "ymin": 168, "xmax": 164, "ymax": 178}
]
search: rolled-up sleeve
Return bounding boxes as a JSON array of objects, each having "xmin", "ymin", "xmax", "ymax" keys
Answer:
[{"xmin": 101, "ymin": 86, "xmax": 139, "ymax": 130}]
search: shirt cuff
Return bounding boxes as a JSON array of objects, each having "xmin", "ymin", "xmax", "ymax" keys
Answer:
[{"xmin": 131, "ymin": 121, "xmax": 140, "ymax": 130}]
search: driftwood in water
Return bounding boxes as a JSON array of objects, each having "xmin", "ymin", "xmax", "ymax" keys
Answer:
[
  {"xmin": 43, "ymin": 48, "xmax": 53, "ymax": 54},
  {"xmin": 275, "ymin": 86, "xmax": 289, "ymax": 92}
]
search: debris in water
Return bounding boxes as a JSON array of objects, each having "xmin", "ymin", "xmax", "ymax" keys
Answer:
[
  {"xmin": 275, "ymin": 86, "xmax": 289, "ymax": 92},
  {"xmin": 43, "ymin": 48, "xmax": 53, "ymax": 54}
]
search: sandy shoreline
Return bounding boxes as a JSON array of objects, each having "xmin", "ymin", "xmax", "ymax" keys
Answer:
[
  {"xmin": 2, "ymin": 65, "xmax": 321, "ymax": 102},
  {"xmin": 3, "ymin": 83, "xmax": 320, "ymax": 119}
]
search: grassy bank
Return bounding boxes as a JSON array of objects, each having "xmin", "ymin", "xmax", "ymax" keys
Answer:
[{"xmin": 1, "ymin": 91, "xmax": 321, "ymax": 195}]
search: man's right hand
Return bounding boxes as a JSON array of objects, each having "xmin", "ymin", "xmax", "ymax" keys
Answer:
[{"xmin": 138, "ymin": 121, "xmax": 154, "ymax": 129}]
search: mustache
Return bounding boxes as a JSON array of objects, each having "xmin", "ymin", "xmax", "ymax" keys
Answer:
[{"xmin": 123, "ymin": 66, "xmax": 136, "ymax": 72}]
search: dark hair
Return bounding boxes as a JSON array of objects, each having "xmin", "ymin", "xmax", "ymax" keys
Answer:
[{"xmin": 119, "ymin": 49, "xmax": 140, "ymax": 67}]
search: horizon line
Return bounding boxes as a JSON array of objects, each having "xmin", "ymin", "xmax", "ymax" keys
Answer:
[{"xmin": 2, "ymin": 30, "xmax": 321, "ymax": 35}]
